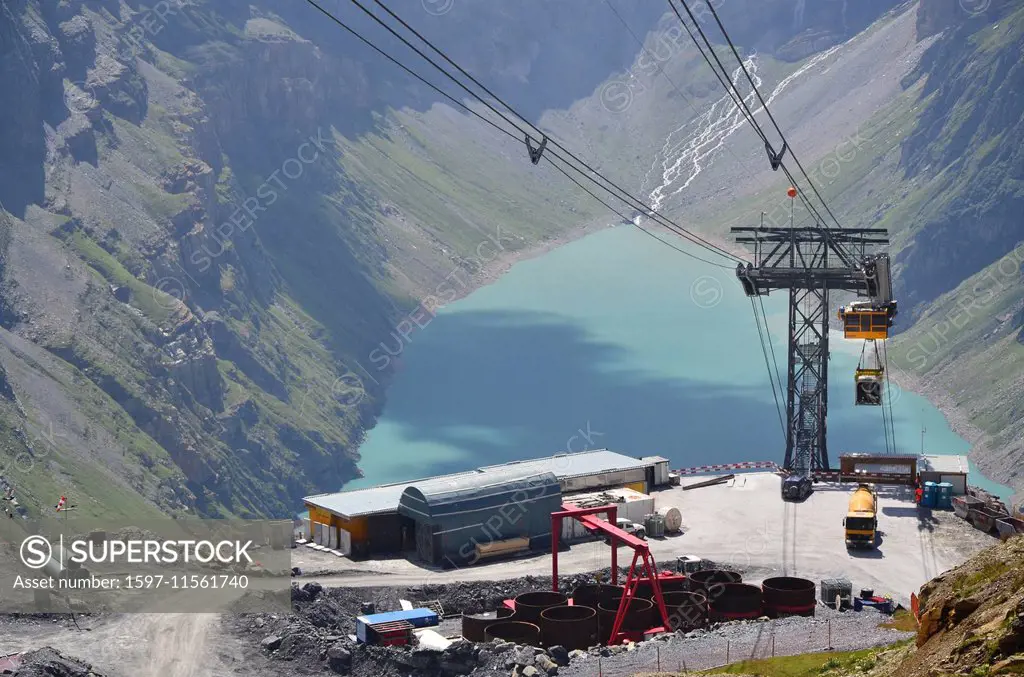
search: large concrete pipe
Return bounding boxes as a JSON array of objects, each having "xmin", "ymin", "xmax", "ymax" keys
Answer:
[
  {"xmin": 540, "ymin": 604, "xmax": 598, "ymax": 650},
  {"xmin": 484, "ymin": 621, "xmax": 541, "ymax": 646},
  {"xmin": 708, "ymin": 583, "xmax": 762, "ymax": 622},
  {"xmin": 761, "ymin": 577, "xmax": 816, "ymax": 617},
  {"xmin": 513, "ymin": 591, "xmax": 568, "ymax": 625}
]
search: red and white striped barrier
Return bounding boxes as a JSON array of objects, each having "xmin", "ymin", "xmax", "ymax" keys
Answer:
[{"xmin": 673, "ymin": 461, "xmax": 781, "ymax": 476}]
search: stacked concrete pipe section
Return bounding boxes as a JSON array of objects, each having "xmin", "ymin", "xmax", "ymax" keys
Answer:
[
  {"xmin": 461, "ymin": 607, "xmax": 514, "ymax": 642},
  {"xmin": 635, "ymin": 576, "xmax": 687, "ymax": 600},
  {"xmin": 571, "ymin": 583, "xmax": 623, "ymax": 609},
  {"xmin": 687, "ymin": 569, "xmax": 742, "ymax": 596},
  {"xmin": 513, "ymin": 591, "xmax": 568, "ymax": 627},
  {"xmin": 661, "ymin": 591, "xmax": 708, "ymax": 631},
  {"xmin": 761, "ymin": 577, "xmax": 816, "ymax": 617},
  {"xmin": 597, "ymin": 596, "xmax": 654, "ymax": 643},
  {"xmin": 484, "ymin": 621, "xmax": 541, "ymax": 646},
  {"xmin": 708, "ymin": 583, "xmax": 763, "ymax": 622},
  {"xmin": 539, "ymin": 605, "xmax": 598, "ymax": 650}
]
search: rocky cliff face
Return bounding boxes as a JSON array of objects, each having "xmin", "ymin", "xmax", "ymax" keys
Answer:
[
  {"xmin": 0, "ymin": 0, "xmax": 400, "ymax": 517},
  {"xmin": 910, "ymin": 536, "xmax": 1024, "ymax": 676}
]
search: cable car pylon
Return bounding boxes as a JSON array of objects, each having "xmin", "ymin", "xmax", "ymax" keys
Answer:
[{"xmin": 732, "ymin": 188, "xmax": 898, "ymax": 477}]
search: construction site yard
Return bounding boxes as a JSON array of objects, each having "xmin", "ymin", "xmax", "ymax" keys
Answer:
[
  {"xmin": 297, "ymin": 473, "xmax": 996, "ymax": 604},
  {"xmin": 0, "ymin": 474, "xmax": 1005, "ymax": 677}
]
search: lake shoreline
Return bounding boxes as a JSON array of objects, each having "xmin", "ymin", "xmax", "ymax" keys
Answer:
[
  {"xmin": 467, "ymin": 218, "xmax": 745, "ymax": 301},
  {"xmin": 888, "ymin": 367, "xmax": 1021, "ymax": 503}
]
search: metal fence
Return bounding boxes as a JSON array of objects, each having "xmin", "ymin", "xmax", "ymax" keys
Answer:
[{"xmin": 561, "ymin": 618, "xmax": 866, "ymax": 677}]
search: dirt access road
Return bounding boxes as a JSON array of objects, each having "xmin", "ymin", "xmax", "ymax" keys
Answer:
[{"xmin": 0, "ymin": 613, "xmax": 246, "ymax": 677}]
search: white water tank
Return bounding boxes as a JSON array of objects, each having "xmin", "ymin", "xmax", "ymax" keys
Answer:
[{"xmin": 657, "ymin": 506, "xmax": 682, "ymax": 533}]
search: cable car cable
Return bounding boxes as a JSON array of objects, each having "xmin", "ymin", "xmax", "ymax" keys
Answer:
[
  {"xmin": 669, "ymin": 0, "xmax": 857, "ymax": 265},
  {"xmin": 758, "ymin": 295, "xmax": 787, "ymax": 438},
  {"xmin": 303, "ymin": 0, "xmax": 745, "ymax": 270},
  {"xmin": 704, "ymin": 0, "xmax": 846, "ymax": 232},
  {"xmin": 546, "ymin": 155, "xmax": 737, "ymax": 269},
  {"xmin": 881, "ymin": 340, "xmax": 898, "ymax": 454},
  {"xmin": 341, "ymin": 0, "xmax": 745, "ymax": 266},
  {"xmin": 601, "ymin": 0, "xmax": 766, "ymax": 187},
  {"xmin": 665, "ymin": 0, "xmax": 839, "ymax": 238},
  {"xmin": 750, "ymin": 297, "xmax": 787, "ymax": 444},
  {"xmin": 872, "ymin": 340, "xmax": 894, "ymax": 455}
]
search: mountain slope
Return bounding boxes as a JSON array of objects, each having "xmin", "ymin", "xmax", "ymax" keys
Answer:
[
  {"xmin": 0, "ymin": 0, "xmax": 1020, "ymax": 518},
  {"xmin": 0, "ymin": 0, "xmax": 606, "ymax": 517}
]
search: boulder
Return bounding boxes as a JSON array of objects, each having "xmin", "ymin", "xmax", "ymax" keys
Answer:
[
  {"xmin": 952, "ymin": 598, "xmax": 983, "ymax": 624},
  {"xmin": 326, "ymin": 645, "xmax": 351, "ymax": 673},
  {"xmin": 534, "ymin": 654, "xmax": 559, "ymax": 675},
  {"xmin": 302, "ymin": 582, "xmax": 323, "ymax": 600},
  {"xmin": 547, "ymin": 645, "xmax": 569, "ymax": 666},
  {"xmin": 261, "ymin": 635, "xmax": 282, "ymax": 652},
  {"xmin": 513, "ymin": 647, "xmax": 535, "ymax": 667}
]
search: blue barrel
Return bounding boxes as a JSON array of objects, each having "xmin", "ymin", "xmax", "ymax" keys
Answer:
[{"xmin": 922, "ymin": 482, "xmax": 937, "ymax": 508}]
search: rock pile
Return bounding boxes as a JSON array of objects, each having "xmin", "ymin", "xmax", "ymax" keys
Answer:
[{"xmin": 7, "ymin": 647, "xmax": 103, "ymax": 677}]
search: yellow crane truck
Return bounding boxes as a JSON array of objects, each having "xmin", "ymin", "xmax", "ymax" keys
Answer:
[{"xmin": 843, "ymin": 484, "xmax": 878, "ymax": 549}]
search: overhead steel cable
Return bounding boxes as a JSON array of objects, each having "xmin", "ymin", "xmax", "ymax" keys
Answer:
[
  {"xmin": 330, "ymin": 0, "xmax": 745, "ymax": 266},
  {"xmin": 666, "ymin": 0, "xmax": 837, "ymax": 236},
  {"xmin": 601, "ymin": 0, "xmax": 773, "ymax": 203},
  {"xmin": 759, "ymin": 295, "xmax": 786, "ymax": 413},
  {"xmin": 705, "ymin": 1, "xmax": 847, "ymax": 232},
  {"xmin": 606, "ymin": 0, "xmax": 797, "ymax": 424},
  {"xmin": 881, "ymin": 340, "xmax": 898, "ymax": 454},
  {"xmin": 750, "ymin": 297, "xmax": 787, "ymax": 444},
  {"xmin": 302, "ymin": 0, "xmax": 520, "ymax": 145},
  {"xmin": 304, "ymin": 0, "xmax": 742, "ymax": 266},
  {"xmin": 546, "ymin": 155, "xmax": 738, "ymax": 269}
]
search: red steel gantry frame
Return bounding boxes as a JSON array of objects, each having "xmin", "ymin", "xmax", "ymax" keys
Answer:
[{"xmin": 550, "ymin": 504, "xmax": 672, "ymax": 645}]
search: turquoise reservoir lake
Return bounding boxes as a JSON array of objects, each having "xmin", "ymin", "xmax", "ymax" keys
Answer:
[{"xmin": 350, "ymin": 227, "xmax": 1011, "ymax": 499}]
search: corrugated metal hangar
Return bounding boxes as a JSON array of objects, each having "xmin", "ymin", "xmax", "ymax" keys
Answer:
[
  {"xmin": 303, "ymin": 450, "xmax": 671, "ymax": 562},
  {"xmin": 399, "ymin": 471, "xmax": 561, "ymax": 566}
]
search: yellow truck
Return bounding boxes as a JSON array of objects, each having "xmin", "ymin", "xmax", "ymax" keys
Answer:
[{"xmin": 843, "ymin": 484, "xmax": 878, "ymax": 549}]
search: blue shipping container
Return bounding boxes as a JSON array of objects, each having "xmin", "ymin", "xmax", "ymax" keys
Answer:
[{"xmin": 356, "ymin": 608, "xmax": 439, "ymax": 643}]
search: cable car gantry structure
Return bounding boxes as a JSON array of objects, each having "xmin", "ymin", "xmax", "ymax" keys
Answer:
[{"xmin": 732, "ymin": 226, "xmax": 897, "ymax": 475}]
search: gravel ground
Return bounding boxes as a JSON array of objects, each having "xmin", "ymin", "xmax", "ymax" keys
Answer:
[
  {"xmin": 223, "ymin": 561, "xmax": 914, "ymax": 677},
  {"xmin": 559, "ymin": 605, "xmax": 914, "ymax": 677}
]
